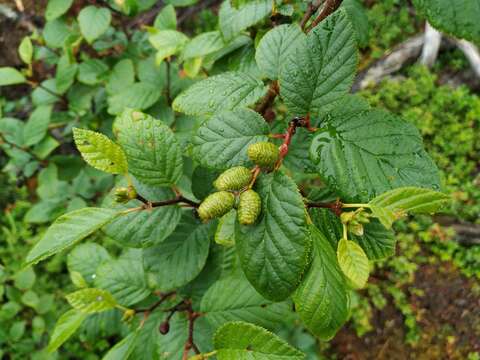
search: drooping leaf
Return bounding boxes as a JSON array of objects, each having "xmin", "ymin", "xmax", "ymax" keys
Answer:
[
  {"xmin": 200, "ymin": 273, "xmax": 290, "ymax": 329},
  {"xmin": 45, "ymin": 0, "xmax": 74, "ymax": 20},
  {"xmin": 309, "ymin": 96, "xmax": 440, "ymax": 203},
  {"xmin": 192, "ymin": 108, "xmax": 269, "ymax": 169},
  {"xmin": 103, "ymin": 330, "xmax": 140, "ymax": 360},
  {"xmin": 280, "ymin": 9, "xmax": 357, "ymax": 116},
  {"xmin": 107, "ymin": 82, "xmax": 161, "ymax": 115},
  {"xmin": 47, "ymin": 309, "xmax": 87, "ymax": 353},
  {"xmin": 293, "ymin": 225, "xmax": 348, "ymax": 340},
  {"xmin": 65, "ymin": 288, "xmax": 117, "ymax": 314},
  {"xmin": 236, "ymin": 171, "xmax": 310, "ymax": 301},
  {"xmin": 337, "ymin": 238, "xmax": 369, "ymax": 289},
  {"xmin": 0, "ymin": 67, "xmax": 26, "ymax": 86},
  {"xmin": 23, "ymin": 105, "xmax": 52, "ymax": 147},
  {"xmin": 73, "ymin": 128, "xmax": 128, "ymax": 174},
  {"xmin": 255, "ymin": 24, "xmax": 305, "ymax": 80},
  {"xmin": 413, "ymin": 0, "xmax": 480, "ymax": 42},
  {"xmin": 143, "ymin": 212, "xmax": 212, "ymax": 290},
  {"xmin": 172, "ymin": 72, "xmax": 267, "ymax": 117},
  {"xmin": 213, "ymin": 321, "xmax": 305, "ymax": 359},
  {"xmin": 25, "ymin": 208, "xmax": 119, "ymax": 266},
  {"xmin": 78, "ymin": 6, "xmax": 112, "ymax": 43},
  {"xmin": 115, "ymin": 109, "xmax": 183, "ymax": 185}
]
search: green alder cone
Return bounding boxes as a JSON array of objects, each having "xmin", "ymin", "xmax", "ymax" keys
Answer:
[
  {"xmin": 213, "ymin": 166, "xmax": 252, "ymax": 191},
  {"xmin": 237, "ymin": 189, "xmax": 261, "ymax": 225},
  {"xmin": 113, "ymin": 186, "xmax": 137, "ymax": 204},
  {"xmin": 198, "ymin": 191, "xmax": 235, "ymax": 221},
  {"xmin": 247, "ymin": 142, "xmax": 279, "ymax": 168}
]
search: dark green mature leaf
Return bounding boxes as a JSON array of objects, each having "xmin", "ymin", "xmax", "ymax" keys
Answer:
[
  {"xmin": 103, "ymin": 181, "xmax": 181, "ymax": 247},
  {"xmin": 95, "ymin": 258, "xmax": 150, "ymax": 306},
  {"xmin": 26, "ymin": 208, "xmax": 119, "ymax": 266},
  {"xmin": 255, "ymin": 24, "xmax": 305, "ymax": 80},
  {"xmin": 78, "ymin": 6, "xmax": 111, "ymax": 43},
  {"xmin": 352, "ymin": 220, "xmax": 396, "ymax": 260},
  {"xmin": 342, "ymin": 0, "xmax": 369, "ymax": 47},
  {"xmin": 219, "ymin": 0, "xmax": 273, "ymax": 41},
  {"xmin": 213, "ymin": 321, "xmax": 305, "ymax": 359},
  {"xmin": 0, "ymin": 67, "xmax": 26, "ymax": 86},
  {"xmin": 115, "ymin": 109, "xmax": 183, "ymax": 185},
  {"xmin": 200, "ymin": 273, "xmax": 290, "ymax": 329},
  {"xmin": 67, "ymin": 243, "xmax": 111, "ymax": 286},
  {"xmin": 309, "ymin": 96, "xmax": 440, "ymax": 202},
  {"xmin": 47, "ymin": 310, "xmax": 87, "ymax": 352},
  {"xmin": 23, "ymin": 105, "xmax": 52, "ymax": 146},
  {"xmin": 413, "ymin": 0, "xmax": 480, "ymax": 42},
  {"xmin": 293, "ymin": 225, "xmax": 348, "ymax": 340},
  {"xmin": 236, "ymin": 171, "xmax": 310, "ymax": 301},
  {"xmin": 66, "ymin": 288, "xmax": 117, "ymax": 313},
  {"xmin": 144, "ymin": 212, "xmax": 211, "ymax": 290},
  {"xmin": 107, "ymin": 82, "xmax": 161, "ymax": 115},
  {"xmin": 103, "ymin": 330, "xmax": 139, "ymax": 360},
  {"xmin": 172, "ymin": 72, "xmax": 267, "ymax": 117},
  {"xmin": 280, "ymin": 9, "xmax": 357, "ymax": 116},
  {"xmin": 192, "ymin": 108, "xmax": 269, "ymax": 169}
]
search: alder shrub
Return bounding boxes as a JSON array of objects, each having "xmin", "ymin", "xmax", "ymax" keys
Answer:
[{"xmin": 2, "ymin": 0, "xmax": 476, "ymax": 358}]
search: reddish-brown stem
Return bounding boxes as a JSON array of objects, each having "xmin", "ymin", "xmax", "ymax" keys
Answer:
[
  {"xmin": 255, "ymin": 81, "xmax": 279, "ymax": 116},
  {"xmin": 307, "ymin": 0, "xmax": 344, "ymax": 32},
  {"xmin": 136, "ymin": 194, "xmax": 199, "ymax": 209},
  {"xmin": 299, "ymin": 0, "xmax": 325, "ymax": 30},
  {"xmin": 135, "ymin": 291, "xmax": 176, "ymax": 314},
  {"xmin": 307, "ymin": 199, "xmax": 343, "ymax": 216},
  {"xmin": 249, "ymin": 166, "xmax": 261, "ymax": 188}
]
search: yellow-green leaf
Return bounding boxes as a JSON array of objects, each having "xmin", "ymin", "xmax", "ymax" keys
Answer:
[{"xmin": 337, "ymin": 238, "xmax": 369, "ymax": 289}]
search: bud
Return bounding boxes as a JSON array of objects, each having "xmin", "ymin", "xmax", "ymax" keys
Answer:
[
  {"xmin": 348, "ymin": 220, "xmax": 364, "ymax": 236},
  {"xmin": 213, "ymin": 166, "xmax": 252, "ymax": 191},
  {"xmin": 114, "ymin": 186, "xmax": 137, "ymax": 203},
  {"xmin": 247, "ymin": 142, "xmax": 279, "ymax": 168},
  {"xmin": 198, "ymin": 191, "xmax": 235, "ymax": 221},
  {"xmin": 122, "ymin": 309, "xmax": 135, "ymax": 322},
  {"xmin": 159, "ymin": 321, "xmax": 170, "ymax": 334},
  {"xmin": 237, "ymin": 190, "xmax": 261, "ymax": 225}
]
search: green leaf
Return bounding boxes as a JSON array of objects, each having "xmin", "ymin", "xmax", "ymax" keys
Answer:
[
  {"xmin": 293, "ymin": 225, "xmax": 348, "ymax": 340},
  {"xmin": 78, "ymin": 6, "xmax": 112, "ymax": 44},
  {"xmin": 0, "ymin": 67, "xmax": 26, "ymax": 86},
  {"xmin": 200, "ymin": 273, "xmax": 290, "ymax": 329},
  {"xmin": 183, "ymin": 31, "xmax": 225, "ymax": 59},
  {"xmin": 73, "ymin": 128, "xmax": 128, "ymax": 174},
  {"xmin": 78, "ymin": 59, "xmax": 109, "ymax": 85},
  {"xmin": 46, "ymin": 0, "xmax": 73, "ymax": 20},
  {"xmin": 18, "ymin": 37, "xmax": 33, "ymax": 65},
  {"xmin": 213, "ymin": 321, "xmax": 305, "ymax": 359},
  {"xmin": 43, "ymin": 19, "xmax": 70, "ymax": 48},
  {"xmin": 192, "ymin": 108, "xmax": 269, "ymax": 169},
  {"xmin": 215, "ymin": 210, "xmax": 236, "ymax": 246},
  {"xmin": 56, "ymin": 55, "xmax": 78, "ymax": 94},
  {"xmin": 279, "ymin": 9, "xmax": 357, "ymax": 116},
  {"xmin": 153, "ymin": 4, "xmax": 177, "ymax": 30},
  {"xmin": 309, "ymin": 96, "xmax": 440, "ymax": 202},
  {"xmin": 103, "ymin": 330, "xmax": 139, "ymax": 360},
  {"xmin": 66, "ymin": 288, "xmax": 117, "ymax": 314},
  {"xmin": 148, "ymin": 30, "xmax": 188, "ymax": 64},
  {"xmin": 236, "ymin": 171, "xmax": 310, "ymax": 301},
  {"xmin": 25, "ymin": 207, "xmax": 119, "ymax": 266},
  {"xmin": 413, "ymin": 0, "xmax": 480, "ymax": 42},
  {"xmin": 368, "ymin": 205, "xmax": 397, "ymax": 230},
  {"xmin": 115, "ymin": 110, "xmax": 183, "ymax": 185},
  {"xmin": 107, "ymin": 82, "xmax": 161, "ymax": 115},
  {"xmin": 341, "ymin": 0, "xmax": 369, "ymax": 47},
  {"xmin": 255, "ymin": 24, "xmax": 304, "ymax": 80},
  {"xmin": 47, "ymin": 309, "xmax": 87, "ymax": 353},
  {"xmin": 23, "ymin": 105, "xmax": 52, "ymax": 147},
  {"xmin": 219, "ymin": 0, "xmax": 273, "ymax": 41},
  {"xmin": 353, "ymin": 220, "xmax": 396, "ymax": 260},
  {"xmin": 337, "ymin": 238, "xmax": 369, "ymax": 289},
  {"xmin": 67, "ymin": 243, "xmax": 111, "ymax": 286},
  {"xmin": 95, "ymin": 258, "xmax": 150, "ymax": 306},
  {"xmin": 106, "ymin": 59, "xmax": 135, "ymax": 95},
  {"xmin": 143, "ymin": 212, "xmax": 211, "ymax": 290},
  {"xmin": 172, "ymin": 71, "xmax": 267, "ymax": 117}
]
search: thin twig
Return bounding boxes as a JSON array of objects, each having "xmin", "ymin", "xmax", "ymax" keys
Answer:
[
  {"xmin": 307, "ymin": 0, "xmax": 343, "ymax": 32},
  {"xmin": 299, "ymin": 0, "xmax": 325, "ymax": 30}
]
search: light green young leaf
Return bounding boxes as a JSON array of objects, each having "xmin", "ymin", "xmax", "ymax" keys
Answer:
[
  {"xmin": 183, "ymin": 57, "xmax": 202, "ymax": 78},
  {"xmin": 18, "ymin": 37, "xmax": 33, "ymax": 65},
  {"xmin": 115, "ymin": 109, "xmax": 183, "ymax": 185},
  {"xmin": 182, "ymin": 31, "xmax": 225, "ymax": 59},
  {"xmin": 25, "ymin": 207, "xmax": 119, "ymax": 266},
  {"xmin": 73, "ymin": 127, "xmax": 128, "ymax": 174},
  {"xmin": 200, "ymin": 273, "xmax": 290, "ymax": 329},
  {"xmin": 215, "ymin": 210, "xmax": 236, "ymax": 246},
  {"xmin": 153, "ymin": 4, "xmax": 177, "ymax": 30},
  {"xmin": 148, "ymin": 30, "xmax": 189, "ymax": 64},
  {"xmin": 56, "ymin": 55, "xmax": 78, "ymax": 94},
  {"xmin": 45, "ymin": 0, "xmax": 74, "ymax": 20},
  {"xmin": 213, "ymin": 321, "xmax": 305, "ymax": 359},
  {"xmin": 47, "ymin": 309, "xmax": 87, "ymax": 353},
  {"xmin": 102, "ymin": 330, "xmax": 140, "ymax": 360},
  {"xmin": 309, "ymin": 96, "xmax": 440, "ymax": 202},
  {"xmin": 293, "ymin": 225, "xmax": 348, "ymax": 340},
  {"xmin": 192, "ymin": 108, "xmax": 269, "ymax": 169},
  {"xmin": 280, "ymin": 9, "xmax": 357, "ymax": 116},
  {"xmin": 255, "ymin": 24, "xmax": 304, "ymax": 80},
  {"xmin": 66, "ymin": 288, "xmax": 117, "ymax": 314},
  {"xmin": 236, "ymin": 171, "xmax": 310, "ymax": 301},
  {"xmin": 43, "ymin": 19, "xmax": 70, "ymax": 48},
  {"xmin": 368, "ymin": 205, "xmax": 397, "ymax": 229},
  {"xmin": 219, "ymin": 0, "xmax": 273, "ymax": 41},
  {"xmin": 107, "ymin": 82, "xmax": 161, "ymax": 115},
  {"xmin": 337, "ymin": 238, "xmax": 369, "ymax": 289},
  {"xmin": 23, "ymin": 105, "xmax": 52, "ymax": 147},
  {"xmin": 172, "ymin": 71, "xmax": 267, "ymax": 117},
  {"xmin": 0, "ymin": 67, "xmax": 26, "ymax": 86},
  {"xmin": 78, "ymin": 6, "xmax": 112, "ymax": 43}
]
